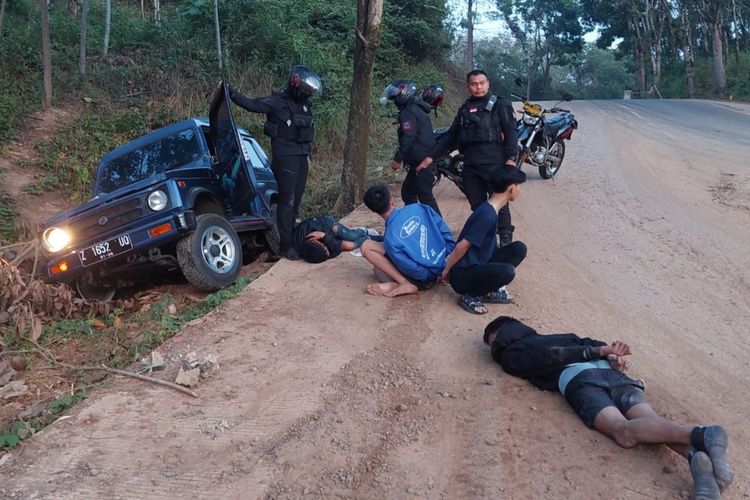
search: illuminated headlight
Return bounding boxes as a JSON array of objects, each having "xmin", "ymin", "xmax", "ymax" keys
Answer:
[
  {"xmin": 42, "ymin": 227, "xmax": 72, "ymax": 252},
  {"xmin": 523, "ymin": 114, "xmax": 538, "ymax": 125},
  {"xmin": 148, "ymin": 190, "xmax": 168, "ymax": 211}
]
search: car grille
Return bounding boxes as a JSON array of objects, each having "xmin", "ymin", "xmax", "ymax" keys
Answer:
[{"xmin": 72, "ymin": 198, "xmax": 144, "ymax": 240}]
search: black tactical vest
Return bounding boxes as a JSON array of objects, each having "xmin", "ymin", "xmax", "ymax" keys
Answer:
[
  {"xmin": 264, "ymin": 98, "xmax": 314, "ymax": 144},
  {"xmin": 457, "ymin": 94, "xmax": 498, "ymax": 145}
]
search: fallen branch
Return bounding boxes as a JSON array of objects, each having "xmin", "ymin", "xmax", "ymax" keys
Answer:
[
  {"xmin": 99, "ymin": 364, "xmax": 198, "ymax": 398},
  {"xmin": 30, "ymin": 342, "xmax": 198, "ymax": 398}
]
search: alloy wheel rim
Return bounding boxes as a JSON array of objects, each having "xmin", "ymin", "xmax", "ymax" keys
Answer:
[{"xmin": 200, "ymin": 225, "xmax": 236, "ymax": 274}]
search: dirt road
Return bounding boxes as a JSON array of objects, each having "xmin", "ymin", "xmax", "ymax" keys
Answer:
[{"xmin": 2, "ymin": 99, "xmax": 749, "ymax": 499}]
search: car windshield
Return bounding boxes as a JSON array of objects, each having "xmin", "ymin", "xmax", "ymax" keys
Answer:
[{"xmin": 96, "ymin": 128, "xmax": 201, "ymax": 193}]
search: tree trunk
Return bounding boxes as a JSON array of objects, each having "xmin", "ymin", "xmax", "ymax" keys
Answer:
[
  {"xmin": 634, "ymin": 44, "xmax": 647, "ymax": 94},
  {"xmin": 103, "ymin": 0, "xmax": 111, "ymax": 57},
  {"xmin": 681, "ymin": 6, "xmax": 696, "ymax": 98},
  {"xmin": 333, "ymin": 0, "xmax": 383, "ymax": 215},
  {"xmin": 78, "ymin": 0, "xmax": 89, "ymax": 75},
  {"xmin": 467, "ymin": 0, "xmax": 474, "ymax": 71},
  {"xmin": 712, "ymin": 12, "xmax": 727, "ymax": 96},
  {"xmin": 214, "ymin": 0, "xmax": 222, "ymax": 70},
  {"xmin": 0, "ymin": 0, "xmax": 7, "ymax": 38},
  {"xmin": 67, "ymin": 0, "xmax": 76, "ymax": 18},
  {"xmin": 39, "ymin": 0, "xmax": 52, "ymax": 109},
  {"xmin": 152, "ymin": 0, "xmax": 161, "ymax": 25}
]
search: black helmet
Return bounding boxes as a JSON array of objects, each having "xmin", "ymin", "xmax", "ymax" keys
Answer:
[
  {"xmin": 287, "ymin": 65, "xmax": 322, "ymax": 100},
  {"xmin": 421, "ymin": 84, "xmax": 445, "ymax": 109},
  {"xmin": 379, "ymin": 80, "xmax": 417, "ymax": 107}
]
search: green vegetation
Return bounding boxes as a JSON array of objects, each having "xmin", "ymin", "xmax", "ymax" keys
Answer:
[
  {"xmin": 0, "ymin": 276, "xmax": 253, "ymax": 449},
  {"xmin": 0, "ymin": 0, "xmax": 452, "ymax": 208}
]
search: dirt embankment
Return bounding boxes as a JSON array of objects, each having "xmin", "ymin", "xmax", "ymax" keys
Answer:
[{"xmin": 1, "ymin": 100, "xmax": 749, "ymax": 499}]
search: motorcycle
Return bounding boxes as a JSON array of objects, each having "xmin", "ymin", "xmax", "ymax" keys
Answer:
[
  {"xmin": 432, "ymin": 128, "xmax": 464, "ymax": 193},
  {"xmin": 512, "ymin": 91, "xmax": 578, "ymax": 179}
]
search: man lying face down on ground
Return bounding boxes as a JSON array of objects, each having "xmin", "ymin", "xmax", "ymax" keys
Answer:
[
  {"xmin": 360, "ymin": 185, "xmax": 455, "ymax": 297},
  {"xmin": 483, "ymin": 316, "xmax": 734, "ymax": 500},
  {"xmin": 292, "ymin": 215, "xmax": 377, "ymax": 263}
]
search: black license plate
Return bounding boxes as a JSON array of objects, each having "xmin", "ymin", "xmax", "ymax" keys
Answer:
[{"xmin": 78, "ymin": 234, "xmax": 133, "ymax": 267}]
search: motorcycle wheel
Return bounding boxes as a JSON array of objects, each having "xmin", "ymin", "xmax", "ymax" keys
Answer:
[
  {"xmin": 432, "ymin": 168, "xmax": 442, "ymax": 188},
  {"xmin": 539, "ymin": 141, "xmax": 565, "ymax": 179}
]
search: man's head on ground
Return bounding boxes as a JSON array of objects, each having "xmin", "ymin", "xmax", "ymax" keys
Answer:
[
  {"xmin": 490, "ymin": 166, "xmax": 526, "ymax": 201},
  {"xmin": 466, "ymin": 69, "xmax": 490, "ymax": 98},
  {"xmin": 363, "ymin": 185, "xmax": 394, "ymax": 217},
  {"xmin": 483, "ymin": 316, "xmax": 538, "ymax": 361},
  {"xmin": 300, "ymin": 237, "xmax": 330, "ymax": 263}
]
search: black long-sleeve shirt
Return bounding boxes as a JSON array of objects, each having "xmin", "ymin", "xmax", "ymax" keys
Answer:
[
  {"xmin": 292, "ymin": 215, "xmax": 342, "ymax": 258},
  {"xmin": 490, "ymin": 319, "xmax": 606, "ymax": 391},
  {"xmin": 230, "ymin": 90, "xmax": 312, "ymax": 158},
  {"xmin": 393, "ymin": 101, "xmax": 435, "ymax": 166},
  {"xmin": 432, "ymin": 94, "xmax": 518, "ymax": 166}
]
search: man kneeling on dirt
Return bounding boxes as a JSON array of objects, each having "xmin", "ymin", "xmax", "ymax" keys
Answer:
[
  {"xmin": 483, "ymin": 316, "xmax": 734, "ymax": 500},
  {"xmin": 360, "ymin": 185, "xmax": 455, "ymax": 297}
]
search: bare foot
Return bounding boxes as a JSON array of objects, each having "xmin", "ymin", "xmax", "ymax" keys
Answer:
[
  {"xmin": 367, "ymin": 282, "xmax": 399, "ymax": 296},
  {"xmin": 384, "ymin": 282, "xmax": 419, "ymax": 298}
]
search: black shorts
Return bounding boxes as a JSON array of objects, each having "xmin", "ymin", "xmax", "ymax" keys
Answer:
[{"xmin": 564, "ymin": 369, "xmax": 648, "ymax": 428}]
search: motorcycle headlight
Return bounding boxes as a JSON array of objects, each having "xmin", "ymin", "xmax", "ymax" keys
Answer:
[
  {"xmin": 148, "ymin": 190, "xmax": 168, "ymax": 211},
  {"xmin": 523, "ymin": 114, "xmax": 538, "ymax": 126},
  {"xmin": 42, "ymin": 227, "xmax": 72, "ymax": 253}
]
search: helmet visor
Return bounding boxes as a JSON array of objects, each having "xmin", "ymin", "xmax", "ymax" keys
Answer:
[
  {"xmin": 299, "ymin": 74, "xmax": 322, "ymax": 97},
  {"xmin": 379, "ymin": 84, "xmax": 401, "ymax": 106}
]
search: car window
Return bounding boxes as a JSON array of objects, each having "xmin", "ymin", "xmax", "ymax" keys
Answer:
[
  {"xmin": 97, "ymin": 129, "xmax": 201, "ymax": 193},
  {"xmin": 241, "ymin": 136, "xmax": 271, "ymax": 171}
]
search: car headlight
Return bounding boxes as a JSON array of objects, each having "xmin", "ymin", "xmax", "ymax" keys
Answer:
[
  {"xmin": 148, "ymin": 190, "xmax": 168, "ymax": 211},
  {"xmin": 523, "ymin": 114, "xmax": 538, "ymax": 125},
  {"xmin": 43, "ymin": 227, "xmax": 72, "ymax": 253}
]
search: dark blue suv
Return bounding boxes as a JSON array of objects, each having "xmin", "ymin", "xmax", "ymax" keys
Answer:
[{"xmin": 39, "ymin": 82, "xmax": 279, "ymax": 299}]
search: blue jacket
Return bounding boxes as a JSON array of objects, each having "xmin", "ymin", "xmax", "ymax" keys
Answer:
[{"xmin": 384, "ymin": 204, "xmax": 456, "ymax": 281}]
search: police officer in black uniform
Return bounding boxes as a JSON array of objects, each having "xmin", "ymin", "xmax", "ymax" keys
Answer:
[
  {"xmin": 380, "ymin": 80, "xmax": 440, "ymax": 215},
  {"xmin": 417, "ymin": 69, "xmax": 518, "ymax": 245},
  {"xmin": 230, "ymin": 65, "xmax": 322, "ymax": 260}
]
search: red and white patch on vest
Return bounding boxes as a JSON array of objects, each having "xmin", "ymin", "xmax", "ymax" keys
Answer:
[{"xmin": 401, "ymin": 120, "xmax": 413, "ymax": 131}]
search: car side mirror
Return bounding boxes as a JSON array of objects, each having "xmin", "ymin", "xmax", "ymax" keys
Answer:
[
  {"xmin": 562, "ymin": 93, "xmax": 573, "ymax": 101},
  {"xmin": 514, "ymin": 77, "xmax": 526, "ymax": 87}
]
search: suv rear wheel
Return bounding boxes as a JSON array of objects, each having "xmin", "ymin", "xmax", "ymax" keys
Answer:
[{"xmin": 177, "ymin": 213, "xmax": 241, "ymax": 291}]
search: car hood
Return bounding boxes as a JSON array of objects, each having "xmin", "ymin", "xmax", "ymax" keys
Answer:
[{"xmin": 41, "ymin": 174, "xmax": 167, "ymax": 229}]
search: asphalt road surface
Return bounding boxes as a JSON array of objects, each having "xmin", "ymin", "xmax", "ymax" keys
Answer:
[{"xmin": 1, "ymin": 99, "xmax": 749, "ymax": 499}]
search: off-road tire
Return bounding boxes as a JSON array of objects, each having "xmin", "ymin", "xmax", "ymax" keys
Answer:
[
  {"xmin": 539, "ymin": 141, "xmax": 565, "ymax": 179},
  {"xmin": 75, "ymin": 279, "xmax": 116, "ymax": 301},
  {"xmin": 264, "ymin": 204, "xmax": 281, "ymax": 256},
  {"xmin": 177, "ymin": 213, "xmax": 241, "ymax": 291}
]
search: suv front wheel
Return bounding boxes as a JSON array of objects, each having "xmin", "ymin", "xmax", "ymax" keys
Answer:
[{"xmin": 177, "ymin": 213, "xmax": 242, "ymax": 291}]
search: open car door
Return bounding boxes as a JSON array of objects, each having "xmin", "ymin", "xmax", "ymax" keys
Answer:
[{"xmin": 209, "ymin": 81, "xmax": 256, "ymax": 215}]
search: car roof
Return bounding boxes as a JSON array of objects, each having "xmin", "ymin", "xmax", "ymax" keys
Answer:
[{"xmin": 97, "ymin": 118, "xmax": 257, "ymax": 166}]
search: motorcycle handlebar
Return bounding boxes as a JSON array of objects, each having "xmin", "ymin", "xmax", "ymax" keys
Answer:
[
  {"xmin": 550, "ymin": 107, "xmax": 570, "ymax": 113},
  {"xmin": 510, "ymin": 92, "xmax": 527, "ymax": 102}
]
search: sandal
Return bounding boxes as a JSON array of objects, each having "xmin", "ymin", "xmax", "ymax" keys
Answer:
[
  {"xmin": 485, "ymin": 286, "xmax": 513, "ymax": 304},
  {"xmin": 458, "ymin": 294, "xmax": 487, "ymax": 314}
]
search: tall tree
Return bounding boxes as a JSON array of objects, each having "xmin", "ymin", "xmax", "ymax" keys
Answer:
[
  {"xmin": 0, "ymin": 0, "xmax": 7, "ymax": 37},
  {"xmin": 467, "ymin": 0, "xmax": 474, "ymax": 70},
  {"xmin": 39, "ymin": 0, "xmax": 52, "ymax": 108},
  {"xmin": 213, "ymin": 0, "xmax": 222, "ymax": 70},
  {"xmin": 79, "ymin": 0, "xmax": 89, "ymax": 75},
  {"xmin": 334, "ymin": 0, "xmax": 383, "ymax": 214},
  {"xmin": 103, "ymin": 0, "xmax": 111, "ymax": 57}
]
